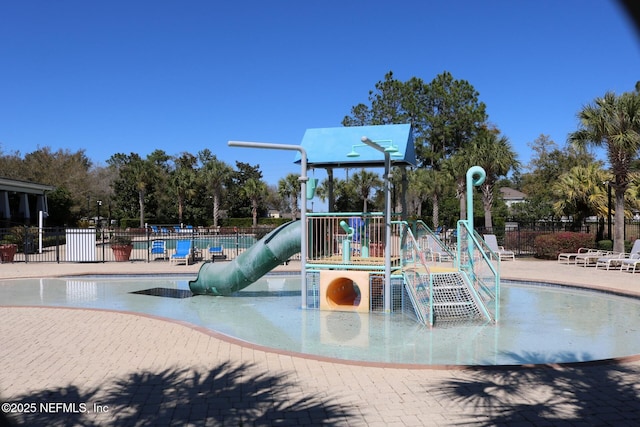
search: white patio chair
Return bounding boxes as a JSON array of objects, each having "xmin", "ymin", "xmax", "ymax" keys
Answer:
[{"xmin": 483, "ymin": 234, "xmax": 515, "ymax": 261}]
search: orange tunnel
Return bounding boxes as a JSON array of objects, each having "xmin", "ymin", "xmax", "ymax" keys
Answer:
[
  {"xmin": 326, "ymin": 277, "xmax": 361, "ymax": 306},
  {"xmin": 319, "ymin": 270, "xmax": 370, "ymax": 312}
]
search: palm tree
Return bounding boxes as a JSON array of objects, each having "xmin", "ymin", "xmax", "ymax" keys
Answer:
[
  {"xmin": 569, "ymin": 91, "xmax": 640, "ymax": 253},
  {"xmin": 171, "ymin": 153, "xmax": 198, "ymax": 225},
  {"xmin": 623, "ymin": 172, "xmax": 640, "ymax": 217},
  {"xmin": 314, "ymin": 178, "xmax": 330, "ymax": 210},
  {"xmin": 334, "ymin": 178, "xmax": 360, "ymax": 212},
  {"xmin": 316, "ymin": 177, "xmax": 358, "ymax": 212},
  {"xmin": 125, "ymin": 154, "xmax": 155, "ymax": 228},
  {"xmin": 406, "ymin": 168, "xmax": 431, "ymax": 220},
  {"xmin": 551, "ymin": 164, "xmax": 610, "ymax": 227},
  {"xmin": 468, "ymin": 130, "xmax": 519, "ymax": 228},
  {"xmin": 242, "ymin": 178, "xmax": 267, "ymax": 227},
  {"xmin": 350, "ymin": 169, "xmax": 382, "ymax": 212},
  {"xmin": 200, "ymin": 153, "xmax": 232, "ymax": 227},
  {"xmin": 422, "ymin": 168, "xmax": 449, "ymax": 228},
  {"xmin": 278, "ymin": 173, "xmax": 301, "ymax": 219},
  {"xmin": 442, "ymin": 152, "xmax": 473, "ymax": 221}
]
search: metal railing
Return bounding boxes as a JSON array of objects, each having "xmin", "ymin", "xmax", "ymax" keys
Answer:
[
  {"xmin": 456, "ymin": 220, "xmax": 500, "ymax": 322},
  {"xmin": 6, "ymin": 220, "xmax": 640, "ymax": 264},
  {"xmin": 397, "ymin": 220, "xmax": 495, "ymax": 326},
  {"xmin": 411, "ymin": 220, "xmax": 455, "ymax": 263},
  {"xmin": 0, "ymin": 225, "xmax": 286, "ymax": 264},
  {"xmin": 478, "ymin": 219, "xmax": 640, "ymax": 257},
  {"xmin": 394, "ymin": 221, "xmax": 433, "ymax": 325},
  {"xmin": 306, "ymin": 212, "xmax": 401, "ymax": 267}
]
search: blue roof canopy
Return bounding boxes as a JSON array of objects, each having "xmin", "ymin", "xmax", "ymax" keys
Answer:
[{"xmin": 295, "ymin": 124, "xmax": 416, "ymax": 169}]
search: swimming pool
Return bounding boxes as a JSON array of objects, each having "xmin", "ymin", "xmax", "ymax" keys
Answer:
[
  {"xmin": 1, "ymin": 275, "xmax": 639, "ymax": 366},
  {"xmin": 133, "ymin": 235, "xmax": 258, "ymax": 251}
]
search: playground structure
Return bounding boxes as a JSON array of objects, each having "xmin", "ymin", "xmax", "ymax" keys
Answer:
[{"xmin": 190, "ymin": 124, "xmax": 500, "ymax": 326}]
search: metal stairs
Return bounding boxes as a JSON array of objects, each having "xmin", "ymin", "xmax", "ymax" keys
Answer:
[
  {"xmin": 430, "ymin": 272, "xmax": 483, "ymax": 321},
  {"xmin": 403, "ymin": 269, "xmax": 486, "ymax": 327}
]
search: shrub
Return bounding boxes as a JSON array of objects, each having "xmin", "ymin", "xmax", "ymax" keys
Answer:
[
  {"xmin": 625, "ymin": 240, "xmax": 635, "ymax": 253},
  {"xmin": 1, "ymin": 227, "xmax": 38, "ymax": 253},
  {"xmin": 43, "ymin": 235, "xmax": 64, "ymax": 248},
  {"xmin": 76, "ymin": 219, "xmax": 91, "ymax": 228},
  {"xmin": 110, "ymin": 234, "xmax": 132, "ymax": 246},
  {"xmin": 119, "ymin": 218, "xmax": 141, "ymax": 229},
  {"xmin": 597, "ymin": 240, "xmax": 613, "ymax": 251},
  {"xmin": 534, "ymin": 232, "xmax": 595, "ymax": 260},
  {"xmin": 0, "ymin": 228, "xmax": 21, "ymax": 245}
]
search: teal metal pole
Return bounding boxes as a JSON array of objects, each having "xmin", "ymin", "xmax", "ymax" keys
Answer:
[
  {"xmin": 465, "ymin": 166, "xmax": 486, "ymax": 271},
  {"xmin": 228, "ymin": 141, "xmax": 309, "ymax": 308},
  {"xmin": 362, "ymin": 136, "xmax": 392, "ymax": 313},
  {"xmin": 466, "ymin": 166, "xmax": 486, "ymax": 226},
  {"xmin": 339, "ymin": 220, "xmax": 353, "ymax": 262}
]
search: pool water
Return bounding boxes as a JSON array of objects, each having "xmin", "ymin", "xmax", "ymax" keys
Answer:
[{"xmin": 1, "ymin": 275, "xmax": 640, "ymax": 366}]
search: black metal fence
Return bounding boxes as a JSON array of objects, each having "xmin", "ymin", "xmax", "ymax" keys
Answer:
[
  {"xmin": 2, "ymin": 220, "xmax": 640, "ymax": 263},
  {"xmin": 477, "ymin": 219, "xmax": 640, "ymax": 257},
  {"xmin": 0, "ymin": 225, "xmax": 283, "ymax": 264}
]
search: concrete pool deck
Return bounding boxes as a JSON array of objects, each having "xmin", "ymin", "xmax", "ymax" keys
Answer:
[{"xmin": 1, "ymin": 259, "xmax": 639, "ymax": 425}]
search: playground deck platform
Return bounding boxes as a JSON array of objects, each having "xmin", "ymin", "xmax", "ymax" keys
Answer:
[{"xmin": 306, "ymin": 255, "xmax": 402, "ymax": 267}]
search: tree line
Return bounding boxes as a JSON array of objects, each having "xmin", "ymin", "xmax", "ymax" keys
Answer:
[
  {"xmin": 1, "ymin": 71, "xmax": 639, "ymax": 252},
  {"xmin": 0, "ymin": 146, "xmax": 282, "ymax": 228},
  {"xmin": 338, "ymin": 71, "xmax": 640, "ymax": 254}
]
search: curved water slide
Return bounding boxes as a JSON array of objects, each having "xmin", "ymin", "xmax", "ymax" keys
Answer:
[{"xmin": 189, "ymin": 221, "xmax": 301, "ymax": 296}]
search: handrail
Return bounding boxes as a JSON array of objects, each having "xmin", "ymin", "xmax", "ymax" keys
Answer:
[
  {"xmin": 392, "ymin": 220, "xmax": 429, "ymax": 270},
  {"xmin": 393, "ymin": 220, "xmax": 434, "ymax": 326},
  {"xmin": 448, "ymin": 270, "xmax": 492, "ymax": 322},
  {"xmin": 412, "ymin": 220, "xmax": 455, "ymax": 262},
  {"xmin": 456, "ymin": 220, "xmax": 500, "ymax": 322}
]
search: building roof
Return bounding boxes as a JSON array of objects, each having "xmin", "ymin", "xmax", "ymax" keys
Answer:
[
  {"xmin": 0, "ymin": 177, "xmax": 55, "ymax": 194},
  {"xmin": 499, "ymin": 187, "xmax": 527, "ymax": 201},
  {"xmin": 295, "ymin": 124, "xmax": 416, "ymax": 169}
]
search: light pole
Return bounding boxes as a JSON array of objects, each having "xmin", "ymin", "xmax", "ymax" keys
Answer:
[{"xmin": 96, "ymin": 200, "xmax": 102, "ymax": 229}]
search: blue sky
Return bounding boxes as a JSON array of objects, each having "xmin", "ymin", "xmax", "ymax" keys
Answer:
[{"xmin": 1, "ymin": 0, "xmax": 638, "ymax": 197}]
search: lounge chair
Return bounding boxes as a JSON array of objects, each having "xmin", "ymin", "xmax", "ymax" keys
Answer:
[
  {"xmin": 170, "ymin": 240, "xmax": 192, "ymax": 265},
  {"xmin": 620, "ymin": 239, "xmax": 640, "ymax": 273},
  {"xmin": 150, "ymin": 225, "xmax": 160, "ymax": 234},
  {"xmin": 424, "ymin": 235, "xmax": 453, "ymax": 262},
  {"xmin": 149, "ymin": 240, "xmax": 167, "ymax": 260},
  {"xmin": 209, "ymin": 244, "xmax": 226, "ymax": 261},
  {"xmin": 621, "ymin": 254, "xmax": 640, "ymax": 273},
  {"xmin": 595, "ymin": 252, "xmax": 625, "ymax": 270},
  {"xmin": 483, "ymin": 234, "xmax": 515, "ymax": 261},
  {"xmin": 558, "ymin": 247, "xmax": 598, "ymax": 264},
  {"xmin": 597, "ymin": 239, "xmax": 640, "ymax": 271},
  {"xmin": 575, "ymin": 250, "xmax": 607, "ymax": 267}
]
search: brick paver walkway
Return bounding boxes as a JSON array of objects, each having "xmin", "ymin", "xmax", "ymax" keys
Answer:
[{"xmin": 1, "ymin": 260, "xmax": 640, "ymax": 425}]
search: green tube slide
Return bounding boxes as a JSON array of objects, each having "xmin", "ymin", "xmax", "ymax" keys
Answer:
[{"xmin": 189, "ymin": 220, "xmax": 301, "ymax": 296}]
